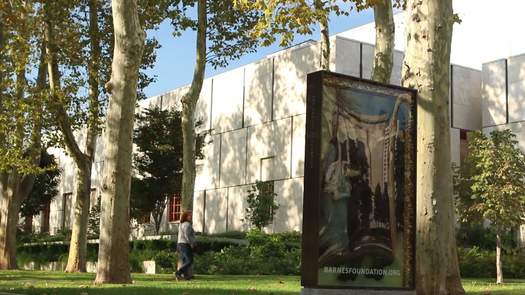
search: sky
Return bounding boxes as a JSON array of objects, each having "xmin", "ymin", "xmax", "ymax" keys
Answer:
[{"xmin": 142, "ymin": 6, "xmax": 375, "ymax": 98}]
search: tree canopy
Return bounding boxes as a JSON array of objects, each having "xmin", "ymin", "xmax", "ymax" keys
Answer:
[
  {"xmin": 131, "ymin": 106, "xmax": 205, "ymax": 233},
  {"xmin": 20, "ymin": 150, "xmax": 60, "ymax": 219},
  {"xmin": 456, "ymin": 130, "xmax": 525, "ymax": 231}
]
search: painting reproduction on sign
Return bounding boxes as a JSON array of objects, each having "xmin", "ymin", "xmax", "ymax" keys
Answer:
[{"xmin": 301, "ymin": 71, "xmax": 416, "ymax": 291}]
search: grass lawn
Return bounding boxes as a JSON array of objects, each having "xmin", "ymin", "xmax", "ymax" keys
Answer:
[
  {"xmin": 0, "ymin": 271, "xmax": 299, "ymax": 295},
  {"xmin": 1, "ymin": 271, "xmax": 524, "ymax": 295}
]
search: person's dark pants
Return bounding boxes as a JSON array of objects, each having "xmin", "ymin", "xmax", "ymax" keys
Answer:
[{"xmin": 176, "ymin": 243, "xmax": 193, "ymax": 278}]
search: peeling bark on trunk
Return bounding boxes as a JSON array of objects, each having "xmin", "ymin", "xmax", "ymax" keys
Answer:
[
  {"xmin": 181, "ymin": 0, "xmax": 206, "ymax": 213},
  {"xmin": 0, "ymin": 36, "xmax": 44, "ymax": 269},
  {"xmin": 0, "ymin": 176, "xmax": 21, "ymax": 269},
  {"xmin": 65, "ymin": 163, "xmax": 92, "ymax": 272},
  {"xmin": 64, "ymin": 0, "xmax": 101, "ymax": 273},
  {"xmin": 401, "ymin": 0, "xmax": 464, "ymax": 294},
  {"xmin": 315, "ymin": 0, "xmax": 330, "ymax": 71},
  {"xmin": 44, "ymin": 0, "xmax": 101, "ymax": 273},
  {"xmin": 371, "ymin": 0, "xmax": 394, "ymax": 84},
  {"xmin": 95, "ymin": 0, "xmax": 145, "ymax": 284},
  {"xmin": 0, "ymin": 169, "xmax": 38, "ymax": 270},
  {"xmin": 496, "ymin": 231, "xmax": 503, "ymax": 284}
]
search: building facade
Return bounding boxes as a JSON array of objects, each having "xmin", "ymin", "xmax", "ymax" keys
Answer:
[{"xmin": 29, "ymin": 1, "xmax": 525, "ymax": 240}]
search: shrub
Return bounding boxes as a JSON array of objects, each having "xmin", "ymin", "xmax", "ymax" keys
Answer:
[
  {"xmin": 195, "ymin": 230, "xmax": 300, "ymax": 275},
  {"xmin": 458, "ymin": 247, "xmax": 525, "ymax": 278},
  {"xmin": 154, "ymin": 250, "xmax": 178, "ymax": 273},
  {"xmin": 16, "ymin": 231, "xmax": 301, "ymax": 275},
  {"xmin": 244, "ymin": 181, "xmax": 279, "ymax": 230},
  {"xmin": 457, "ymin": 224, "xmax": 516, "ymax": 250}
]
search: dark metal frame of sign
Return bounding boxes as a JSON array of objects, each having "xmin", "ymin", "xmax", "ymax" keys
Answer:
[{"xmin": 301, "ymin": 71, "xmax": 417, "ymax": 291}]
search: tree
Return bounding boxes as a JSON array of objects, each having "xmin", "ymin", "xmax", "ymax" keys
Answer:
[
  {"xmin": 244, "ymin": 180, "xmax": 279, "ymax": 230},
  {"xmin": 43, "ymin": 0, "xmax": 105, "ymax": 273},
  {"xmin": 95, "ymin": 0, "xmax": 145, "ymax": 284},
  {"xmin": 20, "ymin": 150, "xmax": 60, "ymax": 232},
  {"xmin": 179, "ymin": 0, "xmax": 261, "ymax": 212},
  {"xmin": 43, "ymin": 0, "xmax": 169, "ymax": 272},
  {"xmin": 0, "ymin": 1, "xmax": 47, "ymax": 269},
  {"xmin": 131, "ymin": 107, "xmax": 204, "ymax": 234},
  {"xmin": 234, "ymin": 0, "xmax": 351, "ymax": 70},
  {"xmin": 456, "ymin": 130, "xmax": 525, "ymax": 284},
  {"xmin": 370, "ymin": 0, "xmax": 394, "ymax": 83},
  {"xmin": 401, "ymin": 0, "xmax": 464, "ymax": 293}
]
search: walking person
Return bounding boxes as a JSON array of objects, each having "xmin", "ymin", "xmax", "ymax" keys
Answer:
[{"xmin": 175, "ymin": 210, "xmax": 195, "ymax": 280}]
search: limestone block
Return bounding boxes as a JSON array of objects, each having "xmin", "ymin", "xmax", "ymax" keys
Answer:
[
  {"xmin": 193, "ymin": 191, "xmax": 206, "ymax": 233},
  {"xmin": 90, "ymin": 160, "xmax": 104, "ymax": 189},
  {"xmin": 227, "ymin": 185, "xmax": 250, "ymax": 232},
  {"xmin": 334, "ymin": 37, "xmax": 360, "ymax": 77},
  {"xmin": 519, "ymin": 224, "xmax": 525, "ymax": 248},
  {"xmin": 291, "ymin": 114, "xmax": 306, "ymax": 178},
  {"xmin": 86, "ymin": 261, "xmax": 97, "ymax": 273},
  {"xmin": 273, "ymin": 42, "xmax": 320, "ymax": 120},
  {"xmin": 452, "ymin": 66, "xmax": 482, "ymax": 130},
  {"xmin": 196, "ymin": 79, "xmax": 213, "ymax": 131},
  {"xmin": 162, "ymin": 86, "xmax": 187, "ymax": 111},
  {"xmin": 507, "ymin": 53, "xmax": 525, "ymax": 83},
  {"xmin": 505, "ymin": 122, "xmax": 525, "ymax": 152},
  {"xmin": 244, "ymin": 58, "xmax": 273, "ymax": 127},
  {"xmin": 137, "ymin": 95, "xmax": 162, "ymax": 111},
  {"xmin": 509, "ymin": 80, "xmax": 525, "ymax": 123},
  {"xmin": 328, "ymin": 37, "xmax": 337, "ymax": 72},
  {"xmin": 49, "ymin": 198, "xmax": 62, "ymax": 235},
  {"xmin": 246, "ymin": 117, "xmax": 292, "ymax": 183},
  {"xmin": 483, "ymin": 122, "xmax": 525, "ymax": 152},
  {"xmin": 361, "ymin": 43, "xmax": 375, "ymax": 80},
  {"xmin": 195, "ymin": 133, "xmax": 221, "ymax": 190},
  {"xmin": 271, "ymin": 178, "xmax": 304, "ymax": 233},
  {"xmin": 508, "ymin": 54, "xmax": 525, "ymax": 122},
  {"xmin": 212, "ymin": 67, "xmax": 245, "ymax": 133},
  {"xmin": 220, "ymin": 128, "xmax": 248, "ymax": 188},
  {"xmin": 482, "ymin": 59, "xmax": 507, "ymax": 127},
  {"xmin": 143, "ymin": 260, "xmax": 156, "ymax": 274},
  {"xmin": 390, "ymin": 50, "xmax": 404, "ymax": 86},
  {"xmin": 204, "ymin": 188, "xmax": 228, "ymax": 234}
]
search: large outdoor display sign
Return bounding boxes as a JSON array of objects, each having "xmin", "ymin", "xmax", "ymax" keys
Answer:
[{"xmin": 301, "ymin": 71, "xmax": 417, "ymax": 291}]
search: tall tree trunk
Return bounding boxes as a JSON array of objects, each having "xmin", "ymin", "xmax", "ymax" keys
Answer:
[
  {"xmin": 65, "ymin": 163, "xmax": 92, "ymax": 272},
  {"xmin": 0, "ymin": 33, "xmax": 43, "ymax": 268},
  {"xmin": 44, "ymin": 0, "xmax": 101, "ymax": 273},
  {"xmin": 315, "ymin": 0, "xmax": 330, "ymax": 71},
  {"xmin": 401, "ymin": 0, "xmax": 464, "ymax": 294},
  {"xmin": 95, "ymin": 0, "xmax": 145, "ymax": 284},
  {"xmin": 371, "ymin": 0, "xmax": 394, "ymax": 84},
  {"xmin": 64, "ymin": 0, "xmax": 101, "ymax": 273},
  {"xmin": 181, "ymin": 0, "xmax": 206, "ymax": 212},
  {"xmin": 0, "ymin": 176, "xmax": 21, "ymax": 269},
  {"xmin": 496, "ymin": 230, "xmax": 503, "ymax": 284}
]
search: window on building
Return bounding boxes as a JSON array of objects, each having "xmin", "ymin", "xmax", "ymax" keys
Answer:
[
  {"xmin": 62, "ymin": 192, "xmax": 73, "ymax": 230},
  {"xmin": 41, "ymin": 202, "xmax": 51, "ymax": 233},
  {"xmin": 460, "ymin": 129, "xmax": 468, "ymax": 140},
  {"xmin": 138, "ymin": 212, "xmax": 151, "ymax": 224},
  {"xmin": 168, "ymin": 193, "xmax": 182, "ymax": 222},
  {"xmin": 459, "ymin": 129, "xmax": 469, "ymax": 164}
]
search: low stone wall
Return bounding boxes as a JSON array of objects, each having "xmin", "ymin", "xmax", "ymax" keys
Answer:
[{"xmin": 21, "ymin": 261, "xmax": 98, "ymax": 273}]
